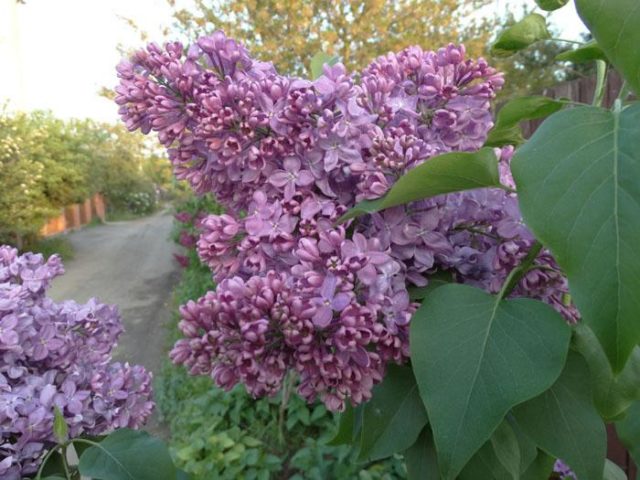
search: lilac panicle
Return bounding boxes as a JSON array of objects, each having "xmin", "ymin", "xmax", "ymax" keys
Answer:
[{"xmin": 116, "ymin": 31, "xmax": 577, "ymax": 412}]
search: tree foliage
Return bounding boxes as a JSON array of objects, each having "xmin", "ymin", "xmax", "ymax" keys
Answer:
[
  {"xmin": 167, "ymin": 0, "xmax": 497, "ymax": 75},
  {"xmin": 0, "ymin": 109, "xmax": 171, "ymax": 244}
]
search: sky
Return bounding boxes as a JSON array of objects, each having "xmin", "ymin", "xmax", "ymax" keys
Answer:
[{"xmin": 0, "ymin": 0, "xmax": 588, "ymax": 123}]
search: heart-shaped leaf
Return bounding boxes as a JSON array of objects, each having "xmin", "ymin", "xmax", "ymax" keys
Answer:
[
  {"xmin": 458, "ymin": 438, "xmax": 512, "ymax": 480},
  {"xmin": 410, "ymin": 283, "xmax": 571, "ymax": 479},
  {"xmin": 513, "ymin": 352, "xmax": 607, "ymax": 480},
  {"xmin": 556, "ymin": 41, "xmax": 608, "ymax": 64},
  {"xmin": 615, "ymin": 400, "xmax": 640, "ymax": 469},
  {"xmin": 521, "ymin": 450, "xmax": 556, "ymax": 480},
  {"xmin": 575, "ymin": 0, "xmax": 640, "ymax": 94},
  {"xmin": 339, "ymin": 147, "xmax": 501, "ymax": 222},
  {"xmin": 78, "ymin": 429, "xmax": 177, "ymax": 480},
  {"xmin": 512, "ymin": 103, "xmax": 640, "ymax": 372},
  {"xmin": 491, "ymin": 14, "xmax": 551, "ymax": 57},
  {"xmin": 489, "ymin": 421, "xmax": 521, "ymax": 479},
  {"xmin": 359, "ymin": 364, "xmax": 427, "ymax": 461},
  {"xmin": 573, "ymin": 323, "xmax": 640, "ymax": 420},
  {"xmin": 404, "ymin": 427, "xmax": 439, "ymax": 480},
  {"xmin": 310, "ymin": 52, "xmax": 339, "ymax": 80},
  {"xmin": 329, "ymin": 403, "xmax": 363, "ymax": 448},
  {"xmin": 535, "ymin": 0, "xmax": 569, "ymax": 10},
  {"xmin": 485, "ymin": 96, "xmax": 565, "ymax": 147}
]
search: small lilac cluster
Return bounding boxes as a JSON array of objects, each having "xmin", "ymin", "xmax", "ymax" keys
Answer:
[
  {"xmin": 0, "ymin": 247, "xmax": 153, "ymax": 478},
  {"xmin": 116, "ymin": 32, "xmax": 576, "ymax": 411}
]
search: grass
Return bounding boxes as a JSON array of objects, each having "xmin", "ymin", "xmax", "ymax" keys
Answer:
[{"xmin": 25, "ymin": 235, "xmax": 75, "ymax": 261}]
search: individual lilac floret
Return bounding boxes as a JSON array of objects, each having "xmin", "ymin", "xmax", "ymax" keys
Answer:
[{"xmin": 0, "ymin": 246, "xmax": 154, "ymax": 478}]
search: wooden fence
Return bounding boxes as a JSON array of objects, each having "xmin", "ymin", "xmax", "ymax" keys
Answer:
[
  {"xmin": 519, "ymin": 71, "xmax": 636, "ymax": 479},
  {"xmin": 520, "ymin": 71, "xmax": 625, "ymax": 137},
  {"xmin": 40, "ymin": 193, "xmax": 106, "ymax": 236}
]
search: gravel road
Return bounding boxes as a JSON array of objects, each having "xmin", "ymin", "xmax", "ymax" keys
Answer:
[{"xmin": 49, "ymin": 210, "xmax": 180, "ymax": 434}]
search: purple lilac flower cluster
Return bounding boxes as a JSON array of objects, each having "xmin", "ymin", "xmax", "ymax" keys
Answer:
[
  {"xmin": 116, "ymin": 32, "xmax": 576, "ymax": 411},
  {"xmin": 0, "ymin": 247, "xmax": 153, "ymax": 478}
]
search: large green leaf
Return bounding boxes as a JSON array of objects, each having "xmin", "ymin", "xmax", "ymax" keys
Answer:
[
  {"xmin": 573, "ymin": 323, "xmax": 640, "ymax": 420},
  {"xmin": 575, "ymin": 0, "xmax": 640, "ymax": 94},
  {"xmin": 535, "ymin": 0, "xmax": 569, "ymax": 10},
  {"xmin": 616, "ymin": 400, "xmax": 640, "ymax": 470},
  {"xmin": 457, "ymin": 421, "xmax": 538, "ymax": 480},
  {"xmin": 329, "ymin": 404, "xmax": 356, "ymax": 446},
  {"xmin": 521, "ymin": 450, "xmax": 556, "ymax": 480},
  {"xmin": 491, "ymin": 14, "xmax": 551, "ymax": 57},
  {"xmin": 339, "ymin": 148, "xmax": 501, "ymax": 222},
  {"xmin": 485, "ymin": 96, "xmax": 565, "ymax": 147},
  {"xmin": 410, "ymin": 283, "xmax": 571, "ymax": 479},
  {"xmin": 458, "ymin": 438, "xmax": 512, "ymax": 480},
  {"xmin": 556, "ymin": 41, "xmax": 608, "ymax": 64},
  {"xmin": 78, "ymin": 429, "xmax": 176, "ymax": 480},
  {"xmin": 489, "ymin": 421, "xmax": 521, "ymax": 479},
  {"xmin": 513, "ymin": 352, "xmax": 607, "ymax": 480},
  {"xmin": 512, "ymin": 103, "xmax": 640, "ymax": 372},
  {"xmin": 358, "ymin": 364, "xmax": 427, "ymax": 461},
  {"xmin": 404, "ymin": 427, "xmax": 439, "ymax": 480}
]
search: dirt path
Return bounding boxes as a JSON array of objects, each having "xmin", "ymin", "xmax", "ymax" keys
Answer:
[{"xmin": 49, "ymin": 209, "xmax": 180, "ymax": 434}]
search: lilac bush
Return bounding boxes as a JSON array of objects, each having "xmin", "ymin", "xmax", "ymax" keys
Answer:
[
  {"xmin": 0, "ymin": 247, "xmax": 153, "ymax": 478},
  {"xmin": 115, "ymin": 32, "xmax": 576, "ymax": 412}
]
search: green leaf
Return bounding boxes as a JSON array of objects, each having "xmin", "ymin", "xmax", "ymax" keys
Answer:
[
  {"xmin": 490, "ymin": 421, "xmax": 521, "ymax": 479},
  {"xmin": 556, "ymin": 41, "xmax": 608, "ymax": 63},
  {"xmin": 78, "ymin": 429, "xmax": 177, "ymax": 480},
  {"xmin": 604, "ymin": 459, "xmax": 628, "ymax": 480},
  {"xmin": 535, "ymin": 0, "xmax": 569, "ymax": 10},
  {"xmin": 521, "ymin": 450, "xmax": 556, "ymax": 480},
  {"xmin": 40, "ymin": 451, "xmax": 66, "ymax": 477},
  {"xmin": 491, "ymin": 13, "xmax": 551, "ymax": 57},
  {"xmin": 486, "ymin": 96, "xmax": 565, "ymax": 147},
  {"xmin": 407, "ymin": 271, "xmax": 453, "ymax": 300},
  {"xmin": 42, "ymin": 476, "xmax": 67, "ymax": 480},
  {"xmin": 339, "ymin": 148, "xmax": 501, "ymax": 222},
  {"xmin": 573, "ymin": 323, "xmax": 640, "ymax": 420},
  {"xmin": 329, "ymin": 404, "xmax": 356, "ymax": 446},
  {"xmin": 410, "ymin": 283, "xmax": 571, "ymax": 479},
  {"xmin": 575, "ymin": 0, "xmax": 640, "ymax": 94},
  {"xmin": 513, "ymin": 352, "xmax": 607, "ymax": 480},
  {"xmin": 511, "ymin": 103, "xmax": 640, "ymax": 372},
  {"xmin": 404, "ymin": 427, "xmax": 439, "ymax": 480},
  {"xmin": 309, "ymin": 52, "xmax": 339, "ymax": 80},
  {"xmin": 359, "ymin": 364, "xmax": 427, "ymax": 461},
  {"xmin": 458, "ymin": 438, "xmax": 512, "ymax": 480},
  {"xmin": 616, "ymin": 400, "xmax": 640, "ymax": 469},
  {"xmin": 53, "ymin": 407, "xmax": 68, "ymax": 444}
]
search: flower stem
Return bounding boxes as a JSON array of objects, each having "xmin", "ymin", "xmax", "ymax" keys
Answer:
[
  {"xmin": 592, "ymin": 60, "xmax": 608, "ymax": 107},
  {"xmin": 497, "ymin": 241, "xmax": 543, "ymax": 301},
  {"xmin": 35, "ymin": 444, "xmax": 64, "ymax": 480},
  {"xmin": 278, "ymin": 373, "xmax": 293, "ymax": 447}
]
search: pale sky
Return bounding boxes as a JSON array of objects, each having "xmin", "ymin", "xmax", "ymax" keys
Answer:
[{"xmin": 0, "ymin": 0, "xmax": 588, "ymax": 123}]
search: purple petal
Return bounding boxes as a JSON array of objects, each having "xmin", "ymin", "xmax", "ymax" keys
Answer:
[
  {"xmin": 320, "ymin": 275, "xmax": 337, "ymax": 299},
  {"xmin": 312, "ymin": 307, "xmax": 333, "ymax": 328},
  {"xmin": 283, "ymin": 156, "xmax": 301, "ymax": 172},
  {"xmin": 331, "ymin": 293, "xmax": 350, "ymax": 311},
  {"xmin": 268, "ymin": 171, "xmax": 290, "ymax": 187}
]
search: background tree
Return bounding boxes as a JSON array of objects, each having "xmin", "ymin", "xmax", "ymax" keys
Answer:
[{"xmin": 166, "ymin": 0, "xmax": 498, "ymax": 75}]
